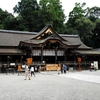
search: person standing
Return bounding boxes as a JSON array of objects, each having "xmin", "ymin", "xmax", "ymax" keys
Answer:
[
  {"xmin": 63, "ymin": 64, "xmax": 67, "ymax": 74},
  {"xmin": 57, "ymin": 63, "xmax": 61, "ymax": 75},
  {"xmin": 38, "ymin": 65, "xmax": 41, "ymax": 73},
  {"xmin": 61, "ymin": 63, "xmax": 64, "ymax": 74},
  {"xmin": 30, "ymin": 66, "xmax": 35, "ymax": 77},
  {"xmin": 28, "ymin": 68, "xmax": 31, "ymax": 78},
  {"xmin": 24, "ymin": 64, "xmax": 31, "ymax": 80}
]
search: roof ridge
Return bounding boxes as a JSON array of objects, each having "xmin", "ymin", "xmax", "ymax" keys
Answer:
[{"xmin": 0, "ymin": 29, "xmax": 38, "ymax": 35}]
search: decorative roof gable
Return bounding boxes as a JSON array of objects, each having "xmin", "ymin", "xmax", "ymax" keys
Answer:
[
  {"xmin": 19, "ymin": 24, "xmax": 81, "ymax": 48},
  {"xmin": 31, "ymin": 24, "xmax": 66, "ymax": 41}
]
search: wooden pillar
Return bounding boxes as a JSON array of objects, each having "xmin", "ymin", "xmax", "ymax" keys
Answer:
[
  {"xmin": 7, "ymin": 56, "xmax": 10, "ymax": 67},
  {"xmin": 0, "ymin": 63, "xmax": 1, "ymax": 73},
  {"xmin": 64, "ymin": 48, "xmax": 67, "ymax": 61},
  {"xmin": 21, "ymin": 56, "xmax": 23, "ymax": 64},
  {"xmin": 55, "ymin": 48, "xmax": 57, "ymax": 63},
  {"xmin": 0, "ymin": 57, "xmax": 2, "ymax": 73},
  {"xmin": 78, "ymin": 57, "xmax": 82, "ymax": 71},
  {"xmin": 41, "ymin": 46, "xmax": 43, "ymax": 61}
]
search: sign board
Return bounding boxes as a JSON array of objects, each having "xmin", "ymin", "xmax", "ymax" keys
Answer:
[
  {"xmin": 94, "ymin": 61, "xmax": 98, "ymax": 69},
  {"xmin": 22, "ymin": 65, "xmax": 25, "ymax": 68},
  {"xmin": 10, "ymin": 63, "xmax": 15, "ymax": 66}
]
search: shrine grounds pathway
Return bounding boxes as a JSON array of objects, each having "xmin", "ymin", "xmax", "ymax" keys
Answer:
[{"xmin": 0, "ymin": 70, "xmax": 100, "ymax": 100}]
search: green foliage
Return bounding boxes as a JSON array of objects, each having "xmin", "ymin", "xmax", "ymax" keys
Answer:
[
  {"xmin": 12, "ymin": 0, "xmax": 66, "ymax": 33},
  {"xmin": 92, "ymin": 19, "xmax": 100, "ymax": 48},
  {"xmin": 0, "ymin": 24, "xmax": 4, "ymax": 29},
  {"xmin": 66, "ymin": 2, "xmax": 88, "ymax": 34},
  {"xmin": 0, "ymin": 8, "xmax": 15, "ymax": 30},
  {"xmin": 68, "ymin": 2, "xmax": 87, "ymax": 25},
  {"xmin": 75, "ymin": 18, "xmax": 95, "ymax": 45},
  {"xmin": 39, "ymin": 0, "xmax": 66, "ymax": 33},
  {"xmin": 0, "ymin": 0, "xmax": 66, "ymax": 33},
  {"xmin": 66, "ymin": 2, "xmax": 96, "ymax": 48},
  {"xmin": 13, "ymin": 0, "xmax": 40, "ymax": 31},
  {"xmin": 86, "ymin": 6, "xmax": 100, "ymax": 22},
  {"xmin": 69, "ymin": 2, "xmax": 86, "ymax": 19}
]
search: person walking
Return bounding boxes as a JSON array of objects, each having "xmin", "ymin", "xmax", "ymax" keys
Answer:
[
  {"xmin": 63, "ymin": 64, "xmax": 67, "ymax": 74},
  {"xmin": 24, "ymin": 64, "xmax": 31, "ymax": 80},
  {"xmin": 30, "ymin": 66, "xmax": 35, "ymax": 77}
]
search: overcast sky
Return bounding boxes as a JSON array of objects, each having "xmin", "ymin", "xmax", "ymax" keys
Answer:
[{"xmin": 0, "ymin": 0, "xmax": 100, "ymax": 21}]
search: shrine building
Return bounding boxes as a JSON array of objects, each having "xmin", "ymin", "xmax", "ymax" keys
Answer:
[{"xmin": 0, "ymin": 24, "xmax": 100, "ymax": 72}]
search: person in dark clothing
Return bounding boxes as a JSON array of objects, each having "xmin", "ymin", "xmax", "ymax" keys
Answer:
[
  {"xmin": 63, "ymin": 64, "xmax": 67, "ymax": 74},
  {"xmin": 61, "ymin": 63, "xmax": 64, "ymax": 74}
]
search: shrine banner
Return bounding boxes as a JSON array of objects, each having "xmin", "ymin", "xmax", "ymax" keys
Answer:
[
  {"xmin": 78, "ymin": 57, "xmax": 81, "ymax": 63},
  {"xmin": 18, "ymin": 65, "xmax": 22, "ymax": 71},
  {"xmin": 26, "ymin": 58, "xmax": 32, "ymax": 64},
  {"xmin": 94, "ymin": 61, "xmax": 98, "ymax": 69}
]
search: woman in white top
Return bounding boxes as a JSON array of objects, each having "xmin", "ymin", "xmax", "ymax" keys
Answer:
[{"xmin": 31, "ymin": 66, "xmax": 35, "ymax": 77}]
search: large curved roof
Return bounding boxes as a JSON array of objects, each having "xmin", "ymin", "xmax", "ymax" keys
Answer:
[{"xmin": 0, "ymin": 24, "xmax": 92, "ymax": 50}]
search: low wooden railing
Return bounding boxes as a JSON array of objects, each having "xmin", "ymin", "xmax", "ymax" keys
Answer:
[{"xmin": 59, "ymin": 61, "xmax": 91, "ymax": 66}]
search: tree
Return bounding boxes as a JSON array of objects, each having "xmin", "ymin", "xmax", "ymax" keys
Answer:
[
  {"xmin": 74, "ymin": 17, "xmax": 95, "ymax": 46},
  {"xmin": 13, "ymin": 0, "xmax": 40, "ymax": 32},
  {"xmin": 3, "ymin": 14, "xmax": 18, "ymax": 30},
  {"xmin": 0, "ymin": 8, "xmax": 15, "ymax": 30},
  {"xmin": 0, "ymin": 8, "xmax": 4, "ymax": 29},
  {"xmin": 39, "ymin": 0, "xmax": 66, "ymax": 33},
  {"xmin": 92, "ymin": 19, "xmax": 100, "ymax": 48},
  {"xmin": 86, "ymin": 6, "xmax": 100, "ymax": 48},
  {"xmin": 65, "ymin": 2, "xmax": 95, "ymax": 47},
  {"xmin": 66, "ymin": 2, "xmax": 87, "ymax": 34},
  {"xmin": 86, "ymin": 6, "xmax": 100, "ymax": 22},
  {"xmin": 12, "ymin": 0, "xmax": 66, "ymax": 33},
  {"xmin": 67, "ymin": 2, "xmax": 87, "ymax": 26}
]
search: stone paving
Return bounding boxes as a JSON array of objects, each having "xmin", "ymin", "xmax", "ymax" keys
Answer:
[
  {"xmin": 0, "ymin": 70, "xmax": 100, "ymax": 100},
  {"xmin": 58, "ymin": 70, "xmax": 100, "ymax": 84}
]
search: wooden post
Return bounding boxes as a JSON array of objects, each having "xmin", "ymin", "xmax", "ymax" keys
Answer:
[
  {"xmin": 78, "ymin": 57, "xmax": 82, "ymax": 71},
  {"xmin": 41, "ymin": 46, "xmax": 43, "ymax": 61}
]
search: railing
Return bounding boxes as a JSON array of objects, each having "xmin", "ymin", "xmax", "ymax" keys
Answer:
[
  {"xmin": 58, "ymin": 61, "xmax": 91, "ymax": 66},
  {"xmin": 31, "ymin": 61, "xmax": 46, "ymax": 66}
]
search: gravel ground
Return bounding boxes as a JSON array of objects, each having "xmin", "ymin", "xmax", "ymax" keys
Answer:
[{"xmin": 0, "ymin": 70, "xmax": 100, "ymax": 100}]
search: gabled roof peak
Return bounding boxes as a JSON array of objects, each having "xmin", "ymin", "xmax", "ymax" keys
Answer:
[{"xmin": 31, "ymin": 24, "xmax": 66, "ymax": 41}]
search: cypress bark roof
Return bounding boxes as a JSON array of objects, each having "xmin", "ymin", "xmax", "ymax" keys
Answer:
[
  {"xmin": 0, "ymin": 24, "xmax": 92, "ymax": 51},
  {"xmin": 0, "ymin": 48, "xmax": 21, "ymax": 54},
  {"xmin": 0, "ymin": 30, "xmax": 37, "ymax": 46}
]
